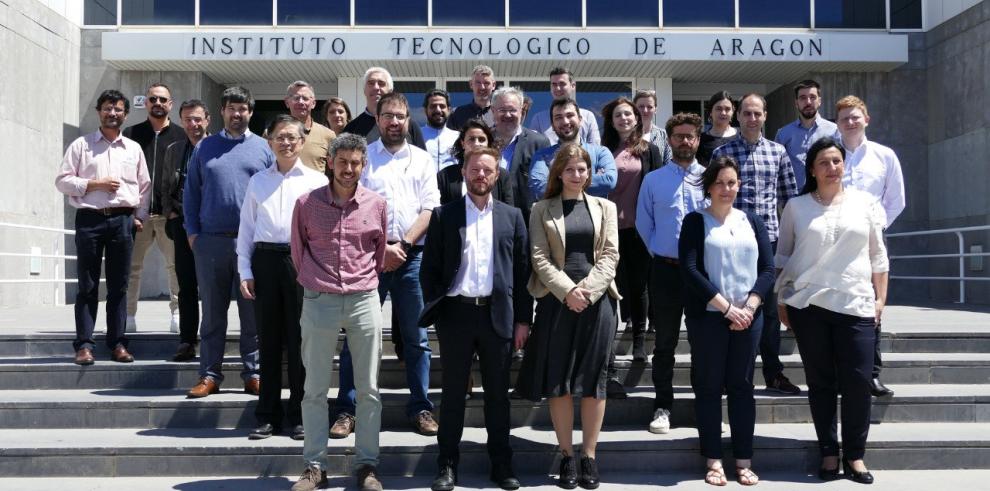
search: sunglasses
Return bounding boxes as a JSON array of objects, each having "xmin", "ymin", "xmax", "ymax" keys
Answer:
[{"xmin": 147, "ymin": 96, "xmax": 170, "ymax": 104}]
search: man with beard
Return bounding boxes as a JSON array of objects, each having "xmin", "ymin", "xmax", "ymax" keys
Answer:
[
  {"xmin": 123, "ymin": 83, "xmax": 186, "ymax": 333},
  {"xmin": 284, "ymin": 80, "xmax": 336, "ymax": 172},
  {"xmin": 447, "ymin": 65, "xmax": 497, "ymax": 131},
  {"xmin": 183, "ymin": 86, "xmax": 274, "ymax": 399},
  {"xmin": 161, "ymin": 99, "xmax": 211, "ymax": 362},
  {"xmin": 774, "ymin": 80, "xmax": 840, "ymax": 189},
  {"xmin": 712, "ymin": 93, "xmax": 801, "ymax": 398},
  {"xmin": 527, "ymin": 67, "xmax": 601, "ymax": 145},
  {"xmin": 420, "ymin": 147, "xmax": 531, "ymax": 491},
  {"xmin": 489, "ymin": 86, "xmax": 550, "ymax": 219},
  {"xmin": 635, "ymin": 112, "xmax": 708, "ymax": 434},
  {"xmin": 421, "ymin": 89, "xmax": 460, "ymax": 170},
  {"xmin": 343, "ymin": 66, "xmax": 426, "ymax": 149},
  {"xmin": 290, "ymin": 133, "xmax": 388, "ymax": 491},
  {"xmin": 335, "ymin": 91, "xmax": 441, "ymax": 437},
  {"xmin": 527, "ymin": 97, "xmax": 616, "ymax": 202},
  {"xmin": 56, "ymin": 89, "xmax": 150, "ymax": 365}
]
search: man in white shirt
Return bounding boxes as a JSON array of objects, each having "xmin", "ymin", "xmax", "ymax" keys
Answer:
[
  {"xmin": 836, "ymin": 95, "xmax": 906, "ymax": 398},
  {"xmin": 528, "ymin": 67, "xmax": 601, "ymax": 145},
  {"xmin": 421, "ymin": 89, "xmax": 460, "ymax": 170}
]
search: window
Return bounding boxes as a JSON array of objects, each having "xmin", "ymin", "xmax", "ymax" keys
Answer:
[
  {"xmin": 200, "ymin": 0, "xmax": 272, "ymax": 25},
  {"xmin": 510, "ymin": 0, "xmax": 581, "ymax": 27},
  {"xmin": 815, "ymin": 0, "xmax": 886, "ymax": 29},
  {"xmin": 433, "ymin": 0, "xmax": 504, "ymax": 26},
  {"xmin": 587, "ymin": 0, "xmax": 658, "ymax": 27},
  {"xmin": 278, "ymin": 0, "xmax": 349, "ymax": 25},
  {"xmin": 394, "ymin": 81, "xmax": 439, "ymax": 128},
  {"xmin": 122, "ymin": 0, "xmax": 194, "ymax": 25},
  {"xmin": 891, "ymin": 0, "xmax": 923, "ymax": 29},
  {"xmin": 514, "ymin": 80, "xmax": 630, "ymax": 129},
  {"xmin": 355, "ymin": 0, "xmax": 428, "ymax": 26},
  {"xmin": 664, "ymin": 0, "xmax": 734, "ymax": 27},
  {"xmin": 446, "ymin": 80, "xmax": 505, "ymax": 110},
  {"xmin": 84, "ymin": 0, "xmax": 116, "ymax": 25},
  {"xmin": 739, "ymin": 0, "xmax": 809, "ymax": 28}
]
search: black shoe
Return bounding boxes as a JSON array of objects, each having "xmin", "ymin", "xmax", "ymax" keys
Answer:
[
  {"xmin": 843, "ymin": 460, "xmax": 875, "ymax": 484},
  {"xmin": 870, "ymin": 378, "xmax": 894, "ymax": 397},
  {"xmin": 558, "ymin": 455, "xmax": 578, "ymax": 489},
  {"xmin": 431, "ymin": 464, "xmax": 457, "ymax": 491},
  {"xmin": 490, "ymin": 462, "xmax": 520, "ymax": 490},
  {"xmin": 766, "ymin": 374, "xmax": 801, "ymax": 395},
  {"xmin": 605, "ymin": 379, "xmax": 627, "ymax": 400},
  {"xmin": 818, "ymin": 465, "xmax": 841, "ymax": 481},
  {"xmin": 248, "ymin": 423, "xmax": 277, "ymax": 440},
  {"xmin": 171, "ymin": 342, "xmax": 196, "ymax": 362},
  {"xmin": 578, "ymin": 456, "xmax": 600, "ymax": 489},
  {"xmin": 290, "ymin": 424, "xmax": 305, "ymax": 440},
  {"xmin": 631, "ymin": 333, "xmax": 647, "ymax": 362}
]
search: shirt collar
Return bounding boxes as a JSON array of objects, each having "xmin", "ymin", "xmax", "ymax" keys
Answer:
[
  {"xmin": 327, "ymin": 182, "xmax": 364, "ymax": 207},
  {"xmin": 95, "ymin": 129, "xmax": 124, "ymax": 145},
  {"xmin": 374, "ymin": 140, "xmax": 411, "ymax": 159},
  {"xmin": 841, "ymin": 134, "xmax": 870, "ymax": 154},
  {"xmin": 465, "ymin": 193, "xmax": 494, "ymax": 214},
  {"xmin": 219, "ymin": 128, "xmax": 252, "ymax": 141},
  {"xmin": 270, "ymin": 158, "xmax": 306, "ymax": 176},
  {"xmin": 667, "ymin": 159, "xmax": 703, "ymax": 176}
]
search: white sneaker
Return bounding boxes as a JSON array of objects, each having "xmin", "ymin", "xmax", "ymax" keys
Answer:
[
  {"xmin": 169, "ymin": 313, "xmax": 180, "ymax": 333},
  {"xmin": 721, "ymin": 422, "xmax": 728, "ymax": 434},
  {"xmin": 649, "ymin": 408, "xmax": 671, "ymax": 434},
  {"xmin": 125, "ymin": 316, "xmax": 137, "ymax": 333}
]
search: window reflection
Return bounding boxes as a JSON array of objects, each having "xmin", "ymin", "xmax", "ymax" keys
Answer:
[
  {"xmin": 587, "ymin": 0, "xmax": 658, "ymax": 27},
  {"xmin": 739, "ymin": 0, "xmax": 809, "ymax": 28},
  {"xmin": 84, "ymin": 0, "xmax": 117, "ymax": 25},
  {"xmin": 278, "ymin": 0, "xmax": 349, "ymax": 25},
  {"xmin": 510, "ymin": 1, "xmax": 581, "ymax": 27},
  {"xmin": 815, "ymin": 0, "xmax": 886, "ymax": 29},
  {"xmin": 433, "ymin": 0, "xmax": 504, "ymax": 26},
  {"xmin": 200, "ymin": 0, "xmax": 272, "ymax": 25},
  {"xmin": 356, "ymin": 0, "xmax": 427, "ymax": 25},
  {"xmin": 664, "ymin": 0, "xmax": 734, "ymax": 27},
  {"xmin": 394, "ymin": 81, "xmax": 438, "ymax": 128},
  {"xmin": 122, "ymin": 0, "xmax": 194, "ymax": 25},
  {"xmin": 891, "ymin": 0, "xmax": 923, "ymax": 29}
]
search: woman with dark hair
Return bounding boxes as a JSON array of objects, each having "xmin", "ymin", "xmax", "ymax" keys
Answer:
[
  {"xmin": 698, "ymin": 91, "xmax": 738, "ymax": 166},
  {"xmin": 600, "ymin": 97, "xmax": 665, "ymax": 363},
  {"xmin": 323, "ymin": 97, "xmax": 352, "ymax": 136},
  {"xmin": 436, "ymin": 118, "xmax": 513, "ymax": 205},
  {"xmin": 516, "ymin": 143, "xmax": 620, "ymax": 489},
  {"xmin": 776, "ymin": 137, "xmax": 889, "ymax": 485},
  {"xmin": 679, "ymin": 156, "xmax": 774, "ymax": 486}
]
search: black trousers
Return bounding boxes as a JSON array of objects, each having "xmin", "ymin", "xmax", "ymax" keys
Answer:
[
  {"xmin": 758, "ymin": 241, "xmax": 784, "ymax": 384},
  {"xmin": 687, "ymin": 311, "xmax": 762, "ymax": 460},
  {"xmin": 166, "ymin": 216, "xmax": 199, "ymax": 345},
  {"xmin": 73, "ymin": 210, "xmax": 133, "ymax": 351},
  {"xmin": 873, "ymin": 322, "xmax": 884, "ymax": 379},
  {"xmin": 607, "ymin": 228, "xmax": 651, "ymax": 380},
  {"xmin": 789, "ymin": 305, "xmax": 875, "ymax": 460},
  {"xmin": 435, "ymin": 300, "xmax": 513, "ymax": 469},
  {"xmin": 252, "ymin": 247, "xmax": 305, "ymax": 428},
  {"xmin": 649, "ymin": 258, "xmax": 684, "ymax": 410}
]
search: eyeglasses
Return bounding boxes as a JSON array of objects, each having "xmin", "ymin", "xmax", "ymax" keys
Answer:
[
  {"xmin": 495, "ymin": 108, "xmax": 519, "ymax": 116},
  {"xmin": 671, "ymin": 133, "xmax": 698, "ymax": 142},
  {"xmin": 272, "ymin": 135, "xmax": 302, "ymax": 144},
  {"xmin": 380, "ymin": 112, "xmax": 407, "ymax": 122},
  {"xmin": 288, "ymin": 95, "xmax": 313, "ymax": 103},
  {"xmin": 147, "ymin": 96, "xmax": 170, "ymax": 104}
]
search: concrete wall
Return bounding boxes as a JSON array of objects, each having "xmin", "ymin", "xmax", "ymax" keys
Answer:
[{"xmin": 0, "ymin": 0, "xmax": 81, "ymax": 308}]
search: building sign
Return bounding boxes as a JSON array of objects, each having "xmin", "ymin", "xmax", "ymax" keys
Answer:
[{"xmin": 104, "ymin": 31, "xmax": 908, "ymax": 64}]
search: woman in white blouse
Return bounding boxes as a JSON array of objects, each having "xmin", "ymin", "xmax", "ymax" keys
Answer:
[{"xmin": 776, "ymin": 137, "xmax": 888, "ymax": 485}]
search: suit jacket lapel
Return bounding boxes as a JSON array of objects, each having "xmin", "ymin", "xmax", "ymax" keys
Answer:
[
  {"xmin": 548, "ymin": 196, "xmax": 566, "ymax": 253},
  {"xmin": 585, "ymin": 192, "xmax": 604, "ymax": 251}
]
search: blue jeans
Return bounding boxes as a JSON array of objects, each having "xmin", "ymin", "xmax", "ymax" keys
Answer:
[{"xmin": 334, "ymin": 249, "xmax": 433, "ymax": 417}]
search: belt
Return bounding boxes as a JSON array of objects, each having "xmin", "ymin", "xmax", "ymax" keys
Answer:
[
  {"xmin": 255, "ymin": 242, "xmax": 290, "ymax": 252},
  {"xmin": 213, "ymin": 232, "xmax": 238, "ymax": 238},
  {"xmin": 80, "ymin": 207, "xmax": 134, "ymax": 217},
  {"xmin": 656, "ymin": 256, "xmax": 679, "ymax": 266},
  {"xmin": 453, "ymin": 295, "xmax": 491, "ymax": 306},
  {"xmin": 387, "ymin": 240, "xmax": 423, "ymax": 252}
]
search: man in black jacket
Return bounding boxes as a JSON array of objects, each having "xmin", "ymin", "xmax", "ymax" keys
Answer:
[
  {"xmin": 123, "ymin": 83, "xmax": 186, "ymax": 333},
  {"xmin": 489, "ymin": 86, "xmax": 550, "ymax": 221},
  {"xmin": 420, "ymin": 147, "xmax": 532, "ymax": 491},
  {"xmin": 342, "ymin": 66, "xmax": 426, "ymax": 150}
]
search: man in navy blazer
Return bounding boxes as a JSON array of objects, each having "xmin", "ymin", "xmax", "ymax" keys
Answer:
[
  {"xmin": 489, "ymin": 86, "xmax": 551, "ymax": 220},
  {"xmin": 420, "ymin": 147, "xmax": 532, "ymax": 491}
]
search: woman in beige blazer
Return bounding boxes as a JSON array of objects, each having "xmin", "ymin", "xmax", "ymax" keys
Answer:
[{"xmin": 515, "ymin": 143, "xmax": 620, "ymax": 489}]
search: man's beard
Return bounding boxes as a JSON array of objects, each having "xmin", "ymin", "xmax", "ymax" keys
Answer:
[{"xmin": 467, "ymin": 179, "xmax": 493, "ymax": 197}]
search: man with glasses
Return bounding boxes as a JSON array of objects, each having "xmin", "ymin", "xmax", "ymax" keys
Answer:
[
  {"xmin": 343, "ymin": 66, "xmax": 426, "ymax": 149},
  {"xmin": 123, "ymin": 83, "xmax": 186, "ymax": 333},
  {"xmin": 284, "ymin": 80, "xmax": 336, "ymax": 172},
  {"xmin": 489, "ymin": 86, "xmax": 550, "ymax": 219},
  {"xmin": 528, "ymin": 67, "xmax": 601, "ymax": 145},
  {"xmin": 448, "ymin": 65, "xmax": 497, "ymax": 131}
]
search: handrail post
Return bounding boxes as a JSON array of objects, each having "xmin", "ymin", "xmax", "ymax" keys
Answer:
[{"xmin": 956, "ymin": 231, "xmax": 965, "ymax": 304}]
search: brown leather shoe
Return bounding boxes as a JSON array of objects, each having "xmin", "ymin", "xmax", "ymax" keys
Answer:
[
  {"xmin": 111, "ymin": 345, "xmax": 134, "ymax": 363},
  {"xmin": 74, "ymin": 348, "xmax": 94, "ymax": 366},
  {"xmin": 356, "ymin": 464, "xmax": 384, "ymax": 491},
  {"xmin": 329, "ymin": 412, "xmax": 356, "ymax": 439},
  {"xmin": 244, "ymin": 377, "xmax": 260, "ymax": 395},
  {"xmin": 171, "ymin": 342, "xmax": 196, "ymax": 362},
  {"xmin": 187, "ymin": 378, "xmax": 219, "ymax": 398},
  {"xmin": 412, "ymin": 410, "xmax": 439, "ymax": 436}
]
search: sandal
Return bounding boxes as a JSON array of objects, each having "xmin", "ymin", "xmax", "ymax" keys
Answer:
[
  {"xmin": 704, "ymin": 464, "xmax": 728, "ymax": 486},
  {"xmin": 736, "ymin": 467, "xmax": 759, "ymax": 486}
]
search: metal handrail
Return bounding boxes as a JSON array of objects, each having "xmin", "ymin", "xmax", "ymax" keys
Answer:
[
  {"xmin": 886, "ymin": 225, "xmax": 990, "ymax": 303},
  {"xmin": 0, "ymin": 222, "xmax": 78, "ymax": 304}
]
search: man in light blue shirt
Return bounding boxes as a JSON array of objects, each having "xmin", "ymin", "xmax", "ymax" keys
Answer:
[
  {"xmin": 635, "ymin": 112, "xmax": 707, "ymax": 436},
  {"xmin": 527, "ymin": 67, "xmax": 601, "ymax": 145},
  {"xmin": 420, "ymin": 89, "xmax": 459, "ymax": 171},
  {"xmin": 773, "ymin": 79, "xmax": 839, "ymax": 189},
  {"xmin": 528, "ymin": 98, "xmax": 616, "ymax": 204}
]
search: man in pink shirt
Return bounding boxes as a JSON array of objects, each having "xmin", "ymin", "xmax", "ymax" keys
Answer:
[
  {"xmin": 55, "ymin": 89, "xmax": 151, "ymax": 365},
  {"xmin": 289, "ymin": 133, "xmax": 387, "ymax": 491}
]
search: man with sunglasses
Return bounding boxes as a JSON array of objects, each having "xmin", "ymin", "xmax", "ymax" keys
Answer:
[{"xmin": 123, "ymin": 83, "xmax": 186, "ymax": 333}]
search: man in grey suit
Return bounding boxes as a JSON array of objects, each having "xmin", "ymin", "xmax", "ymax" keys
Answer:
[{"xmin": 489, "ymin": 86, "xmax": 550, "ymax": 220}]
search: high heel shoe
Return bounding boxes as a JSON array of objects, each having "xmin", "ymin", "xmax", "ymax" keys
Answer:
[
  {"xmin": 842, "ymin": 460, "xmax": 875, "ymax": 484},
  {"xmin": 818, "ymin": 465, "xmax": 841, "ymax": 481}
]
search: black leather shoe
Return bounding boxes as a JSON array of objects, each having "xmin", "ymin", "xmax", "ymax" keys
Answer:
[
  {"xmin": 431, "ymin": 464, "xmax": 457, "ymax": 491},
  {"xmin": 490, "ymin": 462, "xmax": 520, "ymax": 490},
  {"xmin": 578, "ymin": 456, "xmax": 600, "ymax": 489},
  {"xmin": 290, "ymin": 424, "xmax": 305, "ymax": 440},
  {"xmin": 605, "ymin": 379, "xmax": 627, "ymax": 400},
  {"xmin": 818, "ymin": 465, "xmax": 841, "ymax": 481},
  {"xmin": 843, "ymin": 460, "xmax": 875, "ymax": 484},
  {"xmin": 248, "ymin": 423, "xmax": 277, "ymax": 440},
  {"xmin": 870, "ymin": 378, "xmax": 894, "ymax": 397},
  {"xmin": 558, "ymin": 455, "xmax": 578, "ymax": 489}
]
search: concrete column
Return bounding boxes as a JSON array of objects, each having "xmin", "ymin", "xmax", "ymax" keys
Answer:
[
  {"xmin": 633, "ymin": 77, "xmax": 672, "ymax": 130},
  {"xmin": 338, "ymin": 77, "xmax": 360, "ymax": 117}
]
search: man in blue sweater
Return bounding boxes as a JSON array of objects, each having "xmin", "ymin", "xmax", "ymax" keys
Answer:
[{"xmin": 183, "ymin": 86, "xmax": 274, "ymax": 398}]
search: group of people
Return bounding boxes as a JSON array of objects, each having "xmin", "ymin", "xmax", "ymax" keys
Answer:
[{"xmin": 56, "ymin": 63, "xmax": 905, "ymax": 491}]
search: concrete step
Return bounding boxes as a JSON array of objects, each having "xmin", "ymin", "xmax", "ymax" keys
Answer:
[
  {"xmin": 1, "ymin": 423, "xmax": 988, "ymax": 477},
  {"xmin": 1, "ymin": 353, "xmax": 988, "ymax": 390},
  {"xmin": 0, "ymin": 385, "xmax": 987, "ymax": 429}
]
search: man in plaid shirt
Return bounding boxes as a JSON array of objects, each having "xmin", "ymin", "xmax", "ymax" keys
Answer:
[{"xmin": 711, "ymin": 93, "xmax": 800, "ymax": 396}]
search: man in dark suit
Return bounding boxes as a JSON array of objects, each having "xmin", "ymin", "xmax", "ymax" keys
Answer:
[
  {"xmin": 420, "ymin": 147, "xmax": 533, "ymax": 491},
  {"xmin": 489, "ymin": 86, "xmax": 551, "ymax": 219}
]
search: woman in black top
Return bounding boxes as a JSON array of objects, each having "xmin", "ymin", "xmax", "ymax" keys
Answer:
[
  {"xmin": 697, "ymin": 91, "xmax": 739, "ymax": 166},
  {"xmin": 436, "ymin": 118, "xmax": 513, "ymax": 205}
]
